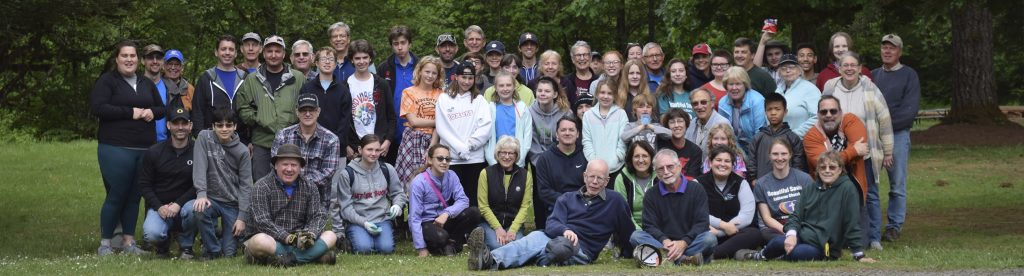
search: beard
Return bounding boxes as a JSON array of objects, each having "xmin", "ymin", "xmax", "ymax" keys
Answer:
[{"xmin": 822, "ymin": 120, "xmax": 840, "ymax": 134}]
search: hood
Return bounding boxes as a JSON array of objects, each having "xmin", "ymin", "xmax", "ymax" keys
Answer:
[
  {"xmin": 529, "ymin": 101, "xmax": 563, "ymax": 117},
  {"xmin": 349, "ymin": 158, "xmax": 382, "ymax": 176},
  {"xmin": 758, "ymin": 122, "xmax": 793, "ymax": 136}
]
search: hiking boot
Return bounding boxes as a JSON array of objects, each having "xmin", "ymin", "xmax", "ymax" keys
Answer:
[
  {"xmin": 180, "ymin": 247, "xmax": 195, "ymax": 260},
  {"xmin": 271, "ymin": 252, "xmax": 297, "ymax": 267},
  {"xmin": 318, "ymin": 250, "xmax": 337, "ymax": 265},
  {"xmin": 883, "ymin": 228, "xmax": 900, "ymax": 242},
  {"xmin": 337, "ymin": 235, "xmax": 352, "ymax": 254},
  {"xmin": 632, "ymin": 244, "xmax": 662, "ymax": 268},
  {"xmin": 97, "ymin": 245, "xmax": 115, "ymax": 256},
  {"xmin": 122, "ymin": 243, "xmax": 148, "ymax": 256},
  {"xmin": 154, "ymin": 241, "xmax": 171, "ymax": 259},
  {"xmin": 734, "ymin": 249, "xmax": 764, "ymax": 261},
  {"xmin": 680, "ymin": 254, "xmax": 704, "ymax": 266},
  {"xmin": 870, "ymin": 241, "xmax": 884, "ymax": 251},
  {"xmin": 467, "ymin": 228, "xmax": 494, "ymax": 270}
]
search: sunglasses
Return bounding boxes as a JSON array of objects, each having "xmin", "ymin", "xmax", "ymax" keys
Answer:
[
  {"xmin": 818, "ymin": 109, "xmax": 840, "ymax": 116},
  {"xmin": 434, "ymin": 156, "xmax": 452, "ymax": 163},
  {"xmin": 691, "ymin": 100, "xmax": 710, "ymax": 106}
]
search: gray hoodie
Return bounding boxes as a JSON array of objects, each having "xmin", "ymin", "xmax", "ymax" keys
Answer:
[
  {"xmin": 193, "ymin": 129, "xmax": 253, "ymax": 221},
  {"xmin": 528, "ymin": 102, "xmax": 572, "ymax": 166},
  {"xmin": 330, "ymin": 158, "xmax": 407, "ymax": 232}
]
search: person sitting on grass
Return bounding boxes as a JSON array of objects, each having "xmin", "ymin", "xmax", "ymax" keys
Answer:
[
  {"xmin": 331, "ymin": 134, "xmax": 407, "ymax": 255},
  {"xmin": 750, "ymin": 139, "xmax": 814, "ymax": 248},
  {"xmin": 698, "ymin": 146, "xmax": 762, "ymax": 259},
  {"xmin": 467, "ymin": 159, "xmax": 634, "ymax": 270},
  {"xmin": 735, "ymin": 151, "xmax": 877, "ymax": 263},
  {"xmin": 408, "ymin": 144, "xmax": 481, "ymax": 257},
  {"xmin": 629, "ymin": 149, "xmax": 716, "ymax": 267},
  {"xmin": 243, "ymin": 144, "xmax": 337, "ymax": 267},
  {"xmin": 192, "ymin": 107, "xmax": 253, "ymax": 260},
  {"xmin": 748, "ymin": 92, "xmax": 806, "ymax": 183},
  {"xmin": 477, "ymin": 137, "xmax": 533, "ymax": 250}
]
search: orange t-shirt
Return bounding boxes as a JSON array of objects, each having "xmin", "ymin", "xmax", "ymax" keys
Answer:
[{"xmin": 399, "ymin": 86, "xmax": 442, "ymax": 134}]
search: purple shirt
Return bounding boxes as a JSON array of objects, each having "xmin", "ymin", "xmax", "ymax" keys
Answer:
[{"xmin": 408, "ymin": 170, "xmax": 470, "ymax": 249}]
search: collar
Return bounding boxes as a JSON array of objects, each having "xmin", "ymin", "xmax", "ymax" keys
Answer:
[
  {"xmin": 275, "ymin": 175, "xmax": 298, "ymax": 188},
  {"xmin": 882, "ymin": 62, "xmax": 903, "ymax": 72},
  {"xmin": 658, "ymin": 177, "xmax": 688, "ymax": 196},
  {"xmin": 578, "ymin": 186, "xmax": 607, "ymax": 200}
]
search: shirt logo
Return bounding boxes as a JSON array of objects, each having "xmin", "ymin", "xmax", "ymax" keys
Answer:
[{"xmin": 575, "ymin": 164, "xmax": 583, "ymax": 168}]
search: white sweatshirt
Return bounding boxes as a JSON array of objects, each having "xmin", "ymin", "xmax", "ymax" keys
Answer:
[{"xmin": 434, "ymin": 92, "xmax": 493, "ymax": 165}]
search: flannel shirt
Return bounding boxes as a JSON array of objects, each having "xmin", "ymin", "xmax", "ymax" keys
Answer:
[
  {"xmin": 248, "ymin": 174, "xmax": 327, "ymax": 242},
  {"xmin": 272, "ymin": 123, "xmax": 341, "ymax": 190}
]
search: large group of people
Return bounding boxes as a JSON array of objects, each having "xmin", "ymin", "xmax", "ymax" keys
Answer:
[{"xmin": 89, "ymin": 21, "xmax": 920, "ymax": 269}]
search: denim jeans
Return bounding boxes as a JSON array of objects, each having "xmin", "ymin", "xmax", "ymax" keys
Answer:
[
  {"xmin": 142, "ymin": 199, "xmax": 197, "ymax": 248},
  {"xmin": 629, "ymin": 230, "xmax": 716, "ymax": 264},
  {"xmin": 865, "ymin": 159, "xmax": 881, "ymax": 243},
  {"xmin": 885, "ymin": 130, "xmax": 910, "ymax": 231},
  {"xmin": 762, "ymin": 235, "xmax": 824, "ymax": 261},
  {"xmin": 347, "ymin": 221, "xmax": 396, "ymax": 254},
  {"xmin": 479, "ymin": 223, "xmax": 526, "ymax": 250},
  {"xmin": 198, "ymin": 199, "xmax": 239, "ymax": 256},
  {"xmin": 490, "ymin": 231, "xmax": 591, "ymax": 269}
]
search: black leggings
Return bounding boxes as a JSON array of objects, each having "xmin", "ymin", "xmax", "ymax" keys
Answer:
[
  {"xmin": 449, "ymin": 162, "xmax": 487, "ymax": 207},
  {"xmin": 712, "ymin": 226, "xmax": 764, "ymax": 259},
  {"xmin": 421, "ymin": 207, "xmax": 481, "ymax": 255}
]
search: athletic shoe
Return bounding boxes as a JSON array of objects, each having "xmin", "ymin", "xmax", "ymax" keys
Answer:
[
  {"xmin": 734, "ymin": 249, "xmax": 764, "ymax": 261},
  {"xmin": 632, "ymin": 244, "xmax": 662, "ymax": 268},
  {"xmin": 122, "ymin": 243, "xmax": 148, "ymax": 256},
  {"xmin": 272, "ymin": 252, "xmax": 297, "ymax": 267},
  {"xmin": 680, "ymin": 254, "xmax": 704, "ymax": 266},
  {"xmin": 870, "ymin": 241, "xmax": 884, "ymax": 251},
  {"xmin": 179, "ymin": 248, "xmax": 195, "ymax": 260},
  {"xmin": 467, "ymin": 228, "xmax": 494, "ymax": 270},
  {"xmin": 883, "ymin": 228, "xmax": 900, "ymax": 242},
  {"xmin": 97, "ymin": 245, "xmax": 115, "ymax": 256},
  {"xmin": 318, "ymin": 250, "xmax": 337, "ymax": 265}
]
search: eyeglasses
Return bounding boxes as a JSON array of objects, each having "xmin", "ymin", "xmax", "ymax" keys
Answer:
[
  {"xmin": 644, "ymin": 53, "xmax": 664, "ymax": 58},
  {"xmin": 213, "ymin": 122, "xmax": 236, "ymax": 128},
  {"xmin": 572, "ymin": 53, "xmax": 590, "ymax": 58},
  {"xmin": 298, "ymin": 109, "xmax": 318, "ymax": 115},
  {"xmin": 711, "ymin": 63, "xmax": 730, "ymax": 68},
  {"xmin": 690, "ymin": 100, "xmax": 710, "ymax": 107},
  {"xmin": 585, "ymin": 174, "xmax": 609, "ymax": 182},
  {"xmin": 294, "ymin": 52, "xmax": 311, "ymax": 57},
  {"xmin": 498, "ymin": 151, "xmax": 517, "ymax": 157},
  {"xmin": 840, "ymin": 63, "xmax": 859, "ymax": 68},
  {"xmin": 818, "ymin": 164, "xmax": 840, "ymax": 172},
  {"xmin": 655, "ymin": 164, "xmax": 677, "ymax": 173},
  {"xmin": 603, "ymin": 60, "xmax": 621, "ymax": 65},
  {"xmin": 780, "ymin": 64, "xmax": 799, "ymax": 70},
  {"xmin": 818, "ymin": 109, "xmax": 840, "ymax": 116},
  {"xmin": 434, "ymin": 156, "xmax": 452, "ymax": 163}
]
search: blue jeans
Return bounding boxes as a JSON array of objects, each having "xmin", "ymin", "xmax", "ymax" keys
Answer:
[
  {"xmin": 142, "ymin": 200, "xmax": 197, "ymax": 248},
  {"xmin": 347, "ymin": 221, "xmax": 396, "ymax": 254},
  {"xmin": 629, "ymin": 230, "xmax": 716, "ymax": 264},
  {"xmin": 885, "ymin": 130, "xmax": 910, "ymax": 231},
  {"xmin": 97, "ymin": 144, "xmax": 146, "ymax": 239},
  {"xmin": 480, "ymin": 223, "xmax": 526, "ymax": 250},
  {"xmin": 762, "ymin": 235, "xmax": 824, "ymax": 261},
  {"xmin": 866, "ymin": 158, "xmax": 881, "ymax": 243},
  {"xmin": 490, "ymin": 231, "xmax": 591, "ymax": 269},
  {"xmin": 198, "ymin": 199, "xmax": 239, "ymax": 256}
]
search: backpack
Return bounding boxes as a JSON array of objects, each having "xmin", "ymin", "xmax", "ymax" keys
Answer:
[{"xmin": 345, "ymin": 162, "xmax": 392, "ymax": 187}]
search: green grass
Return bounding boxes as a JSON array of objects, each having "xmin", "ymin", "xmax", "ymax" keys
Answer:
[{"xmin": 1, "ymin": 141, "xmax": 1023, "ymax": 274}]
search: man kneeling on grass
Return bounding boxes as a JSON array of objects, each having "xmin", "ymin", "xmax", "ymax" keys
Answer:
[
  {"xmin": 467, "ymin": 159, "xmax": 634, "ymax": 270},
  {"xmin": 243, "ymin": 144, "xmax": 337, "ymax": 266}
]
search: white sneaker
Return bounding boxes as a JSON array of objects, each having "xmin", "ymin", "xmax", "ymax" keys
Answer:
[{"xmin": 870, "ymin": 241, "xmax": 884, "ymax": 251}]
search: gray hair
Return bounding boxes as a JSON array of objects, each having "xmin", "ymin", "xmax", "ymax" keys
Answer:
[
  {"xmin": 494, "ymin": 136, "xmax": 521, "ymax": 160},
  {"xmin": 292, "ymin": 39, "xmax": 313, "ymax": 53},
  {"xmin": 653, "ymin": 149, "xmax": 680, "ymax": 167},
  {"xmin": 570, "ymin": 40, "xmax": 591, "ymax": 54},
  {"xmin": 839, "ymin": 51, "xmax": 861, "ymax": 65},
  {"xmin": 328, "ymin": 22, "xmax": 351, "ymax": 36},
  {"xmin": 642, "ymin": 42, "xmax": 662, "ymax": 55},
  {"xmin": 464, "ymin": 25, "xmax": 484, "ymax": 38}
]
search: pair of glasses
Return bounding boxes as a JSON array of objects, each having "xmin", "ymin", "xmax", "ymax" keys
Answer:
[
  {"xmin": 644, "ymin": 53, "xmax": 664, "ymax": 58},
  {"xmin": 819, "ymin": 164, "xmax": 840, "ymax": 172},
  {"xmin": 691, "ymin": 100, "xmax": 710, "ymax": 107},
  {"xmin": 213, "ymin": 123, "xmax": 236, "ymax": 128},
  {"xmin": 780, "ymin": 64, "xmax": 799, "ymax": 70},
  {"xmin": 711, "ymin": 63, "xmax": 730, "ymax": 68},
  {"xmin": 434, "ymin": 156, "xmax": 452, "ymax": 163},
  {"xmin": 656, "ymin": 164, "xmax": 677, "ymax": 173},
  {"xmin": 294, "ymin": 52, "xmax": 311, "ymax": 57},
  {"xmin": 818, "ymin": 109, "xmax": 840, "ymax": 116},
  {"xmin": 498, "ymin": 151, "xmax": 517, "ymax": 157}
]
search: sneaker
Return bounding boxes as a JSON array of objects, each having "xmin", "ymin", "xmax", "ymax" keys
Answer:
[
  {"xmin": 883, "ymin": 228, "xmax": 900, "ymax": 242},
  {"xmin": 122, "ymin": 243, "xmax": 148, "ymax": 256},
  {"xmin": 271, "ymin": 252, "xmax": 297, "ymax": 267},
  {"xmin": 734, "ymin": 249, "xmax": 764, "ymax": 261},
  {"xmin": 870, "ymin": 241, "xmax": 884, "ymax": 251},
  {"xmin": 632, "ymin": 244, "xmax": 662, "ymax": 268},
  {"xmin": 180, "ymin": 248, "xmax": 195, "ymax": 260},
  {"xmin": 97, "ymin": 245, "xmax": 115, "ymax": 256},
  {"xmin": 318, "ymin": 250, "xmax": 337, "ymax": 265},
  {"xmin": 680, "ymin": 254, "xmax": 704, "ymax": 266},
  {"xmin": 467, "ymin": 228, "xmax": 494, "ymax": 270}
]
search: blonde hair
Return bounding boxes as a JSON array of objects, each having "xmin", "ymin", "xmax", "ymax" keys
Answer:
[
  {"xmin": 721, "ymin": 66, "xmax": 751, "ymax": 91},
  {"xmin": 490, "ymin": 72, "xmax": 521, "ymax": 102},
  {"xmin": 413, "ymin": 56, "xmax": 443, "ymax": 89},
  {"xmin": 539, "ymin": 50, "xmax": 563, "ymax": 78},
  {"xmin": 631, "ymin": 92, "xmax": 655, "ymax": 111},
  {"xmin": 707, "ymin": 123, "xmax": 745, "ymax": 159},
  {"xmin": 493, "ymin": 136, "xmax": 521, "ymax": 161},
  {"xmin": 616, "ymin": 60, "xmax": 651, "ymax": 107}
]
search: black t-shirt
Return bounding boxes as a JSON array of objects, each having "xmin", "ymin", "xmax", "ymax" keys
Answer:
[
  {"xmin": 657, "ymin": 137, "xmax": 705, "ymax": 180},
  {"xmin": 266, "ymin": 70, "xmax": 284, "ymax": 91}
]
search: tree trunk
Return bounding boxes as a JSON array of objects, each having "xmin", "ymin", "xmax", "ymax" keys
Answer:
[
  {"xmin": 616, "ymin": 0, "xmax": 627, "ymax": 49},
  {"xmin": 646, "ymin": 0, "xmax": 656, "ymax": 43},
  {"xmin": 947, "ymin": 0, "xmax": 1006, "ymax": 124}
]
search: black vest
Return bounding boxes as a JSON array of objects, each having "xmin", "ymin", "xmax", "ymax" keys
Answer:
[
  {"xmin": 485, "ymin": 164, "xmax": 528, "ymax": 228},
  {"xmin": 697, "ymin": 172, "xmax": 745, "ymax": 222}
]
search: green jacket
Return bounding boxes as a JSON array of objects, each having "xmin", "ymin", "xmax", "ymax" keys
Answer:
[
  {"xmin": 784, "ymin": 174, "xmax": 864, "ymax": 259},
  {"xmin": 613, "ymin": 169, "xmax": 655, "ymax": 229},
  {"xmin": 235, "ymin": 66, "xmax": 305, "ymax": 148}
]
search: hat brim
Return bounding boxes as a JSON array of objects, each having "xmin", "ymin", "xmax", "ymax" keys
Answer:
[{"xmin": 272, "ymin": 155, "xmax": 306, "ymax": 167}]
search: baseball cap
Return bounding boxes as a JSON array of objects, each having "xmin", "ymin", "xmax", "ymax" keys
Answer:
[
  {"xmin": 164, "ymin": 49, "xmax": 185, "ymax": 63},
  {"xmin": 242, "ymin": 32, "xmax": 261, "ymax": 43},
  {"xmin": 436, "ymin": 33, "xmax": 456, "ymax": 47},
  {"xmin": 575, "ymin": 93, "xmax": 594, "ymax": 109},
  {"xmin": 454, "ymin": 62, "xmax": 476, "ymax": 76},
  {"xmin": 484, "ymin": 40, "xmax": 505, "ymax": 55},
  {"xmin": 263, "ymin": 35, "xmax": 285, "ymax": 48},
  {"xmin": 168, "ymin": 106, "xmax": 190, "ymax": 122},
  {"xmin": 591, "ymin": 51, "xmax": 601, "ymax": 59},
  {"xmin": 297, "ymin": 93, "xmax": 319, "ymax": 109},
  {"xmin": 691, "ymin": 43, "xmax": 711, "ymax": 56},
  {"xmin": 143, "ymin": 44, "xmax": 164, "ymax": 57},
  {"xmin": 518, "ymin": 32, "xmax": 538, "ymax": 46},
  {"xmin": 779, "ymin": 54, "xmax": 798, "ymax": 66},
  {"xmin": 272, "ymin": 144, "xmax": 306, "ymax": 167},
  {"xmin": 882, "ymin": 34, "xmax": 903, "ymax": 49}
]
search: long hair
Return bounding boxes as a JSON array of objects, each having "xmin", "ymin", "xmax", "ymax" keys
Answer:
[
  {"xmin": 656, "ymin": 59, "xmax": 688, "ymax": 99},
  {"xmin": 103, "ymin": 39, "xmax": 139, "ymax": 76},
  {"xmin": 616, "ymin": 60, "xmax": 651, "ymax": 107},
  {"xmin": 828, "ymin": 32, "xmax": 854, "ymax": 63},
  {"xmin": 707, "ymin": 123, "xmax": 745, "ymax": 160},
  {"xmin": 445, "ymin": 63, "xmax": 480, "ymax": 101},
  {"xmin": 412, "ymin": 56, "xmax": 443, "ymax": 89},
  {"xmin": 539, "ymin": 50, "xmax": 563, "ymax": 78},
  {"xmin": 415, "ymin": 144, "xmax": 451, "ymax": 176},
  {"xmin": 490, "ymin": 72, "xmax": 521, "ymax": 102},
  {"xmin": 625, "ymin": 140, "xmax": 656, "ymax": 175},
  {"xmin": 535, "ymin": 76, "xmax": 570, "ymax": 112}
]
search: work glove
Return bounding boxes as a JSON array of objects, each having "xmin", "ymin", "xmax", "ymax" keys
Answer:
[
  {"xmin": 364, "ymin": 221, "xmax": 382, "ymax": 236},
  {"xmin": 386, "ymin": 204, "xmax": 402, "ymax": 220}
]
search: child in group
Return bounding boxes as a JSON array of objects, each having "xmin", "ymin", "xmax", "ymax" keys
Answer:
[
  {"xmin": 620, "ymin": 93, "xmax": 670, "ymax": 148},
  {"xmin": 396, "ymin": 56, "xmax": 445, "ymax": 189},
  {"xmin": 192, "ymin": 107, "xmax": 253, "ymax": 259},
  {"xmin": 408, "ymin": 145, "xmax": 481, "ymax": 257},
  {"xmin": 486, "ymin": 72, "xmax": 532, "ymax": 169},
  {"xmin": 748, "ymin": 93, "xmax": 806, "ymax": 182},
  {"xmin": 616, "ymin": 60, "xmax": 653, "ymax": 121},
  {"xmin": 434, "ymin": 62, "xmax": 493, "ymax": 207},
  {"xmin": 527, "ymin": 76, "xmax": 573, "ymax": 166},
  {"xmin": 582, "ymin": 79, "xmax": 628, "ymax": 179},
  {"xmin": 703, "ymin": 124, "xmax": 748, "ymax": 178},
  {"xmin": 331, "ymin": 134, "xmax": 407, "ymax": 255},
  {"xmin": 656, "ymin": 59, "xmax": 693, "ymax": 118}
]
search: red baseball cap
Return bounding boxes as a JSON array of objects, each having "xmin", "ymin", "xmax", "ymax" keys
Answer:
[{"xmin": 691, "ymin": 43, "xmax": 711, "ymax": 56}]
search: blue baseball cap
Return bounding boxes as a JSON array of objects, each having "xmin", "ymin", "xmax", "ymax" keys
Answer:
[
  {"xmin": 164, "ymin": 49, "xmax": 185, "ymax": 63},
  {"xmin": 484, "ymin": 40, "xmax": 505, "ymax": 55}
]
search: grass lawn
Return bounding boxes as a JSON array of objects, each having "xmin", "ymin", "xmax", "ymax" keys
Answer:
[{"xmin": 1, "ymin": 140, "xmax": 1022, "ymax": 274}]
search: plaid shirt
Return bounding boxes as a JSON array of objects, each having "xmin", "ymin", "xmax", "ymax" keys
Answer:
[
  {"xmin": 272, "ymin": 124, "xmax": 341, "ymax": 189},
  {"xmin": 248, "ymin": 174, "xmax": 327, "ymax": 242}
]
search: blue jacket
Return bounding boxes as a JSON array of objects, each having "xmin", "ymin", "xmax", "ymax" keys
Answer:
[{"xmin": 717, "ymin": 89, "xmax": 767, "ymax": 157}]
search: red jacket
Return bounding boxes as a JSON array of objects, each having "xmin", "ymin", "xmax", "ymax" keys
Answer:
[{"xmin": 804, "ymin": 113, "xmax": 868, "ymax": 202}]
